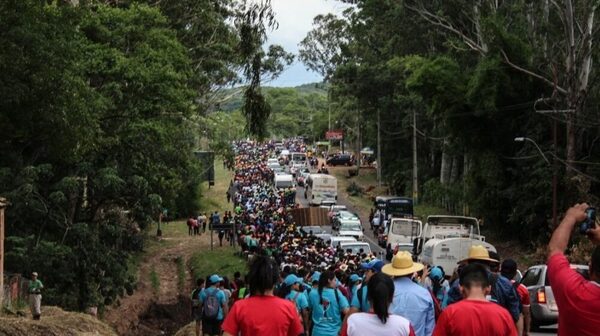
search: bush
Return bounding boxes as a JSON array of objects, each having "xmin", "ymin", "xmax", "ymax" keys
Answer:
[{"xmin": 347, "ymin": 182, "xmax": 363, "ymax": 197}]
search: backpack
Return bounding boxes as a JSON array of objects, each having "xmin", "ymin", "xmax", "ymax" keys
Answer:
[
  {"xmin": 203, "ymin": 289, "xmax": 221, "ymax": 319},
  {"xmin": 191, "ymin": 288, "xmax": 202, "ymax": 308},
  {"xmin": 428, "ymin": 288, "xmax": 442, "ymax": 321}
]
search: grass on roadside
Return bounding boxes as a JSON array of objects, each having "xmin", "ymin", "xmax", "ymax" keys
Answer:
[
  {"xmin": 199, "ymin": 159, "xmax": 234, "ymax": 214},
  {"xmin": 189, "ymin": 247, "xmax": 247, "ymax": 282},
  {"xmin": 150, "ymin": 267, "xmax": 160, "ymax": 298},
  {"xmin": 176, "ymin": 256, "xmax": 186, "ymax": 293}
]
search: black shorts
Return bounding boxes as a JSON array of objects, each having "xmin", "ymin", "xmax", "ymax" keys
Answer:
[
  {"xmin": 202, "ymin": 318, "xmax": 222, "ymax": 335},
  {"xmin": 192, "ymin": 307, "xmax": 202, "ymax": 322}
]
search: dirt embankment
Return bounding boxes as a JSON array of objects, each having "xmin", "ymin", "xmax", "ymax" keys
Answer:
[
  {"xmin": 103, "ymin": 232, "xmax": 211, "ymax": 336},
  {"xmin": 0, "ymin": 306, "xmax": 117, "ymax": 336}
]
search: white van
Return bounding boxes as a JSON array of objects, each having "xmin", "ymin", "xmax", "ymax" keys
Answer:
[
  {"xmin": 329, "ymin": 236, "xmax": 357, "ymax": 248},
  {"xmin": 305, "ymin": 174, "xmax": 337, "ymax": 206},
  {"xmin": 274, "ymin": 174, "xmax": 294, "ymax": 189}
]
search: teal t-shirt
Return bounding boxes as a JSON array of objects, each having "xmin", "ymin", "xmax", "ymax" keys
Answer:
[
  {"xmin": 199, "ymin": 287, "xmax": 227, "ymax": 320},
  {"xmin": 286, "ymin": 289, "xmax": 309, "ymax": 312},
  {"xmin": 308, "ymin": 287, "xmax": 349, "ymax": 336},
  {"xmin": 350, "ymin": 286, "xmax": 370, "ymax": 313}
]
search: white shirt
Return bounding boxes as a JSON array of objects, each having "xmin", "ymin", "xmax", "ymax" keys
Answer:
[{"xmin": 345, "ymin": 313, "xmax": 414, "ymax": 336}]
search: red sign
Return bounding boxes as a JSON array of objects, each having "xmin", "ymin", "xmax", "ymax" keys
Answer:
[{"xmin": 325, "ymin": 130, "xmax": 344, "ymax": 140}]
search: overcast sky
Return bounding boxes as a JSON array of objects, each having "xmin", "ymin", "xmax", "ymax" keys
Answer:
[{"xmin": 266, "ymin": 0, "xmax": 350, "ymax": 87}]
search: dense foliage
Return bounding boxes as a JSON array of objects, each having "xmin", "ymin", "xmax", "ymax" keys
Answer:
[
  {"xmin": 299, "ymin": 0, "xmax": 600, "ymax": 243},
  {"xmin": 0, "ymin": 0, "xmax": 288, "ymax": 311}
]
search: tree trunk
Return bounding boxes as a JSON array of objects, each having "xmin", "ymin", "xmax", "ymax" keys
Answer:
[{"xmin": 440, "ymin": 140, "xmax": 451, "ymax": 185}]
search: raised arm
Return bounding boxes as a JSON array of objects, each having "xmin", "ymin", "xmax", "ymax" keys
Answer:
[{"xmin": 548, "ymin": 204, "xmax": 589, "ymax": 257}]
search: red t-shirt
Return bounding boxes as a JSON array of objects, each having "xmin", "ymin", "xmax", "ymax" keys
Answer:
[
  {"xmin": 547, "ymin": 253, "xmax": 600, "ymax": 336},
  {"xmin": 221, "ymin": 295, "xmax": 303, "ymax": 336},
  {"xmin": 433, "ymin": 299, "xmax": 517, "ymax": 336}
]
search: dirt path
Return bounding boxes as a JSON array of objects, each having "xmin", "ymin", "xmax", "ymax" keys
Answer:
[{"xmin": 103, "ymin": 230, "xmax": 211, "ymax": 336}]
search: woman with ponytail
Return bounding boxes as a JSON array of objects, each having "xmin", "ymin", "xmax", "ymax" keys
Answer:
[
  {"xmin": 308, "ymin": 270, "xmax": 350, "ymax": 336},
  {"xmin": 222, "ymin": 255, "xmax": 304, "ymax": 336},
  {"xmin": 340, "ymin": 273, "xmax": 415, "ymax": 336}
]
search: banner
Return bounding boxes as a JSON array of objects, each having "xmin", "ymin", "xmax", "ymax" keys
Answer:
[{"xmin": 325, "ymin": 130, "xmax": 344, "ymax": 140}]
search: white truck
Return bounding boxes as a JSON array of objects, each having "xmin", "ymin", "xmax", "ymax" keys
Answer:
[
  {"xmin": 274, "ymin": 173, "xmax": 294, "ymax": 189},
  {"xmin": 415, "ymin": 215, "xmax": 496, "ymax": 276}
]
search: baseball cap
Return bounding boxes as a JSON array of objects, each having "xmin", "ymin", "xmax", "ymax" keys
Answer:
[
  {"xmin": 349, "ymin": 274, "xmax": 361, "ymax": 283},
  {"xmin": 209, "ymin": 274, "xmax": 223, "ymax": 284},
  {"xmin": 361, "ymin": 258, "xmax": 384, "ymax": 273},
  {"xmin": 429, "ymin": 266, "xmax": 444, "ymax": 281},
  {"xmin": 311, "ymin": 271, "xmax": 321, "ymax": 283},
  {"xmin": 284, "ymin": 274, "xmax": 303, "ymax": 286}
]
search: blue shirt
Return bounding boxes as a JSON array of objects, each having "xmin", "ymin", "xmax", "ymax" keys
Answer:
[
  {"xmin": 308, "ymin": 287, "xmax": 349, "ymax": 336},
  {"xmin": 286, "ymin": 289, "xmax": 309, "ymax": 312},
  {"xmin": 447, "ymin": 272, "xmax": 521, "ymax": 322},
  {"xmin": 199, "ymin": 287, "xmax": 227, "ymax": 320},
  {"xmin": 350, "ymin": 286, "xmax": 370, "ymax": 313},
  {"xmin": 390, "ymin": 277, "xmax": 435, "ymax": 336}
]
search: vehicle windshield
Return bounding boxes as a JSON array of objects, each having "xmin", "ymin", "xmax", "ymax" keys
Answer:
[
  {"xmin": 340, "ymin": 223, "xmax": 362, "ymax": 231},
  {"xmin": 391, "ymin": 220, "xmax": 421, "ymax": 236},
  {"xmin": 303, "ymin": 227, "xmax": 323, "ymax": 234},
  {"xmin": 386, "ymin": 198, "xmax": 413, "ymax": 217},
  {"xmin": 341, "ymin": 244, "xmax": 371, "ymax": 255}
]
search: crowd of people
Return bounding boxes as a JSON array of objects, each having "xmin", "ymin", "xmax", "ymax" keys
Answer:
[{"xmin": 190, "ymin": 140, "xmax": 600, "ymax": 336}]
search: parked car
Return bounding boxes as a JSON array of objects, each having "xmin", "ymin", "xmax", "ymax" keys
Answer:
[
  {"xmin": 329, "ymin": 236, "xmax": 357, "ymax": 248},
  {"xmin": 521, "ymin": 263, "xmax": 589, "ymax": 329},
  {"xmin": 328, "ymin": 204, "xmax": 348, "ymax": 222},
  {"xmin": 338, "ymin": 218, "xmax": 364, "ymax": 241},
  {"xmin": 332, "ymin": 210, "xmax": 359, "ymax": 230},
  {"xmin": 326, "ymin": 153, "xmax": 353, "ymax": 166}
]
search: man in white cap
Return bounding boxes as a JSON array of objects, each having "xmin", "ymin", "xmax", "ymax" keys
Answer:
[
  {"xmin": 28, "ymin": 272, "xmax": 44, "ymax": 320},
  {"xmin": 446, "ymin": 245, "xmax": 520, "ymax": 323},
  {"xmin": 383, "ymin": 251, "xmax": 434, "ymax": 336}
]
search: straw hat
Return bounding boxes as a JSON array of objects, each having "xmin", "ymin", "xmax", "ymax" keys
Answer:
[
  {"xmin": 382, "ymin": 251, "xmax": 424, "ymax": 277},
  {"xmin": 459, "ymin": 245, "xmax": 499, "ymax": 264}
]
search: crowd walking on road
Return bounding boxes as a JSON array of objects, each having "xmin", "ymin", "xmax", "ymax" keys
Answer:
[{"xmin": 187, "ymin": 140, "xmax": 600, "ymax": 336}]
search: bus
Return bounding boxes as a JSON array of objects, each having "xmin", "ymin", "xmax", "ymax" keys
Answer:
[
  {"xmin": 305, "ymin": 174, "xmax": 337, "ymax": 206},
  {"xmin": 375, "ymin": 196, "xmax": 414, "ymax": 218}
]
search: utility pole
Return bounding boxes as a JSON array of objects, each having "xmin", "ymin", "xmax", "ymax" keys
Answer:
[
  {"xmin": 377, "ymin": 109, "xmax": 382, "ymax": 187},
  {"xmin": 552, "ymin": 119, "xmax": 558, "ymax": 228},
  {"xmin": 0, "ymin": 197, "xmax": 7, "ymax": 309},
  {"xmin": 412, "ymin": 110, "xmax": 419, "ymax": 205}
]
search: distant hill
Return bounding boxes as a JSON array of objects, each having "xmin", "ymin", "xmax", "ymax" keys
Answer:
[{"xmin": 214, "ymin": 82, "xmax": 327, "ymax": 112}]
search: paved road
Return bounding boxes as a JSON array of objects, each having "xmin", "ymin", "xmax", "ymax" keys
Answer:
[
  {"xmin": 295, "ymin": 184, "xmax": 385, "ymax": 258},
  {"xmin": 531, "ymin": 325, "xmax": 558, "ymax": 336}
]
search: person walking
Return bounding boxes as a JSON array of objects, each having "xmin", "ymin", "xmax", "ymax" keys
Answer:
[
  {"xmin": 283, "ymin": 274, "xmax": 310, "ymax": 333},
  {"xmin": 432, "ymin": 264, "xmax": 517, "ymax": 336},
  {"xmin": 187, "ymin": 215, "xmax": 195, "ymax": 236},
  {"xmin": 500, "ymin": 259, "xmax": 530, "ymax": 336},
  {"xmin": 191, "ymin": 278, "xmax": 205, "ymax": 336},
  {"xmin": 221, "ymin": 256, "xmax": 303, "ymax": 336},
  {"xmin": 382, "ymin": 252, "xmax": 434, "ymax": 336},
  {"xmin": 199, "ymin": 274, "xmax": 228, "ymax": 336},
  {"xmin": 202, "ymin": 212, "xmax": 208, "ymax": 233},
  {"xmin": 350, "ymin": 258, "xmax": 384, "ymax": 314},
  {"xmin": 341, "ymin": 272, "xmax": 415, "ymax": 336},
  {"xmin": 308, "ymin": 270, "xmax": 350, "ymax": 336},
  {"xmin": 546, "ymin": 203, "xmax": 600, "ymax": 336},
  {"xmin": 446, "ymin": 246, "xmax": 521, "ymax": 323},
  {"xmin": 28, "ymin": 272, "xmax": 44, "ymax": 320}
]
